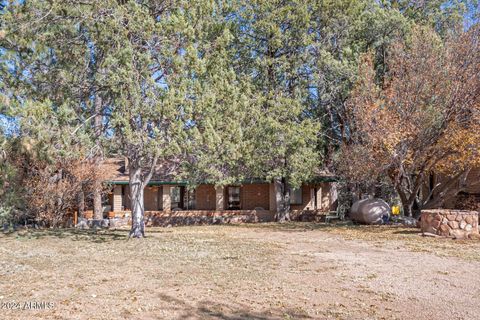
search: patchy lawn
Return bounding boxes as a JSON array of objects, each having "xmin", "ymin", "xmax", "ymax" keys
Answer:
[{"xmin": 1, "ymin": 223, "xmax": 480, "ymax": 319}]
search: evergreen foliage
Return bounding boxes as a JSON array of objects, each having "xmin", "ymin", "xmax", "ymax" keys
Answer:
[{"xmin": 0, "ymin": 0, "xmax": 477, "ymax": 230}]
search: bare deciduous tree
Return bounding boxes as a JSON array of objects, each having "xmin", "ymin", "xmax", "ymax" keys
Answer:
[{"xmin": 340, "ymin": 26, "xmax": 480, "ymax": 217}]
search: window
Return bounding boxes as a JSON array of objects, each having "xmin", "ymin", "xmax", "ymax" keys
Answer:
[
  {"xmin": 171, "ymin": 187, "xmax": 181, "ymax": 204},
  {"xmin": 290, "ymin": 188, "xmax": 302, "ymax": 205},
  {"xmin": 184, "ymin": 188, "xmax": 196, "ymax": 210},
  {"xmin": 227, "ymin": 186, "xmax": 241, "ymax": 209}
]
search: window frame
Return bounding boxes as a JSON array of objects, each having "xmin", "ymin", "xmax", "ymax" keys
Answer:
[
  {"xmin": 289, "ymin": 187, "xmax": 303, "ymax": 205},
  {"xmin": 227, "ymin": 186, "xmax": 241, "ymax": 210},
  {"xmin": 171, "ymin": 186, "xmax": 181, "ymax": 204}
]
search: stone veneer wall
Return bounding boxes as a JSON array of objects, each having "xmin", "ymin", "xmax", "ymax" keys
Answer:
[
  {"xmin": 105, "ymin": 209, "xmax": 333, "ymax": 228},
  {"xmin": 108, "ymin": 210, "xmax": 275, "ymax": 228},
  {"xmin": 420, "ymin": 209, "xmax": 479, "ymax": 238}
]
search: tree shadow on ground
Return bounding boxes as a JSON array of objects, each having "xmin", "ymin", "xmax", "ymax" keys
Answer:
[
  {"xmin": 156, "ymin": 293, "xmax": 313, "ymax": 320},
  {"xmin": 392, "ymin": 229, "xmax": 420, "ymax": 235},
  {"xmin": 230, "ymin": 221, "xmax": 421, "ymax": 237},
  {"xmin": 123, "ymin": 222, "xmax": 353, "ymax": 234},
  {"xmin": 2, "ymin": 228, "xmax": 130, "ymax": 243},
  {"xmin": 227, "ymin": 221, "xmax": 355, "ymax": 233}
]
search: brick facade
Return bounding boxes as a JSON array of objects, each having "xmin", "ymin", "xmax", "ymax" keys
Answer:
[
  {"xmin": 111, "ymin": 182, "xmax": 334, "ymax": 214},
  {"xmin": 291, "ymin": 184, "xmax": 316, "ymax": 211},
  {"xmin": 102, "ymin": 158, "xmax": 337, "ymax": 217},
  {"xmin": 240, "ymin": 184, "xmax": 270, "ymax": 210},
  {"xmin": 144, "ymin": 187, "xmax": 160, "ymax": 211},
  {"xmin": 195, "ymin": 185, "xmax": 216, "ymax": 210}
]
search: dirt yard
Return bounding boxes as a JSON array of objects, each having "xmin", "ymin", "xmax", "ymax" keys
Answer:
[{"xmin": 1, "ymin": 223, "xmax": 480, "ymax": 320}]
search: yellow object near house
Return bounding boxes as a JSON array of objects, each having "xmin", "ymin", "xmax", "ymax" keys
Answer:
[{"xmin": 392, "ymin": 205, "xmax": 400, "ymax": 215}]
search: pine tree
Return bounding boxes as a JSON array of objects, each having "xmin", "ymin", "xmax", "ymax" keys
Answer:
[
  {"xmin": 232, "ymin": 0, "xmax": 322, "ymax": 221},
  {"xmin": 1, "ymin": 0, "xmax": 253, "ymax": 236}
]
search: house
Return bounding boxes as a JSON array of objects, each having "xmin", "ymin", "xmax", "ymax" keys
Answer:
[
  {"xmin": 450, "ymin": 168, "xmax": 480, "ymax": 210},
  {"xmin": 419, "ymin": 168, "xmax": 480, "ymax": 211},
  {"xmin": 94, "ymin": 158, "xmax": 338, "ymax": 226}
]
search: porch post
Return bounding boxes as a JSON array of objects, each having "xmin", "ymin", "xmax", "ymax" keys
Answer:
[
  {"xmin": 162, "ymin": 185, "xmax": 171, "ymax": 212},
  {"xmin": 215, "ymin": 186, "xmax": 224, "ymax": 211},
  {"xmin": 330, "ymin": 182, "xmax": 338, "ymax": 211},
  {"xmin": 315, "ymin": 186, "xmax": 322, "ymax": 210},
  {"xmin": 269, "ymin": 183, "xmax": 276, "ymax": 213},
  {"xmin": 308, "ymin": 187, "xmax": 315, "ymax": 210},
  {"xmin": 112, "ymin": 185, "xmax": 123, "ymax": 212},
  {"xmin": 319, "ymin": 183, "xmax": 331, "ymax": 210}
]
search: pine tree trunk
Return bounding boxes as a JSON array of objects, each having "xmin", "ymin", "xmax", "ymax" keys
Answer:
[
  {"xmin": 274, "ymin": 178, "xmax": 291, "ymax": 222},
  {"xmin": 129, "ymin": 165, "xmax": 145, "ymax": 238},
  {"xmin": 93, "ymin": 181, "xmax": 103, "ymax": 220},
  {"xmin": 78, "ymin": 188, "xmax": 85, "ymax": 219},
  {"xmin": 93, "ymin": 94, "xmax": 103, "ymax": 220}
]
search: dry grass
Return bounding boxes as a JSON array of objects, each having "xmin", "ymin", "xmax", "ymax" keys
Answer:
[
  {"xmin": 1, "ymin": 223, "xmax": 480, "ymax": 319},
  {"xmin": 322, "ymin": 223, "xmax": 480, "ymax": 261},
  {"xmin": 239, "ymin": 222, "xmax": 480, "ymax": 261}
]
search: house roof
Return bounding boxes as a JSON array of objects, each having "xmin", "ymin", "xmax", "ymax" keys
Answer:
[
  {"xmin": 100, "ymin": 158, "xmax": 181, "ymax": 184},
  {"xmin": 100, "ymin": 158, "xmax": 337, "ymax": 185}
]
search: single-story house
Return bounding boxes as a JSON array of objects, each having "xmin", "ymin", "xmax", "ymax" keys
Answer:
[
  {"xmin": 450, "ymin": 168, "xmax": 480, "ymax": 210},
  {"xmin": 419, "ymin": 168, "xmax": 480, "ymax": 211},
  {"xmin": 92, "ymin": 158, "xmax": 338, "ymax": 225}
]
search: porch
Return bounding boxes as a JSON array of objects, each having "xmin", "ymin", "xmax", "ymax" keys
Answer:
[
  {"xmin": 86, "ymin": 181, "xmax": 337, "ymax": 226},
  {"xmin": 107, "ymin": 182, "xmax": 335, "ymax": 213}
]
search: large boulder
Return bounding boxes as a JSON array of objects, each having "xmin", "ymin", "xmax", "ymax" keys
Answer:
[{"xmin": 350, "ymin": 198, "xmax": 390, "ymax": 224}]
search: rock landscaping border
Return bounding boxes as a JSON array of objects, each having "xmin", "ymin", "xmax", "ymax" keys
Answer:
[{"xmin": 420, "ymin": 209, "xmax": 479, "ymax": 239}]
